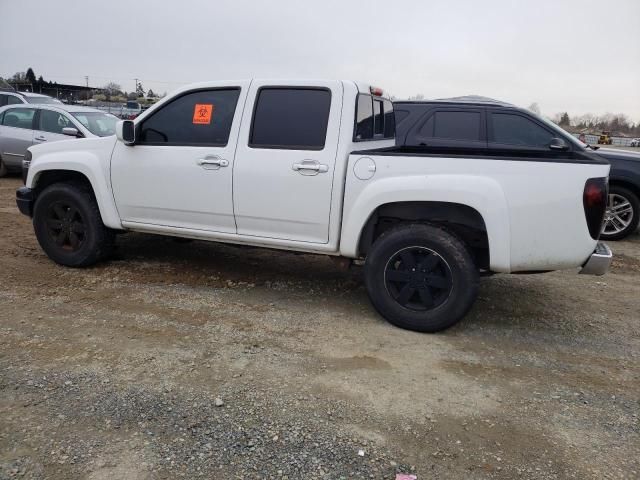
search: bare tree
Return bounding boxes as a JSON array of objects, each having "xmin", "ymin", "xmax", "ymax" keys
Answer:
[
  {"xmin": 102, "ymin": 82, "xmax": 122, "ymax": 101},
  {"xmin": 9, "ymin": 71, "xmax": 27, "ymax": 83}
]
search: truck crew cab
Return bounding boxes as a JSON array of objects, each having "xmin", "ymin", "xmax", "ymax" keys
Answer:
[{"xmin": 16, "ymin": 80, "xmax": 612, "ymax": 332}]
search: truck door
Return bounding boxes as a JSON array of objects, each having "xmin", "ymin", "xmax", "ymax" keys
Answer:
[
  {"xmin": 110, "ymin": 84, "xmax": 248, "ymax": 233},
  {"xmin": 233, "ymin": 81, "xmax": 343, "ymax": 243}
]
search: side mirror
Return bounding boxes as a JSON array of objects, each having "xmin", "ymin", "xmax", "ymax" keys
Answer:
[
  {"xmin": 62, "ymin": 127, "xmax": 81, "ymax": 137},
  {"xmin": 116, "ymin": 120, "xmax": 135, "ymax": 145},
  {"xmin": 549, "ymin": 137, "xmax": 568, "ymax": 151}
]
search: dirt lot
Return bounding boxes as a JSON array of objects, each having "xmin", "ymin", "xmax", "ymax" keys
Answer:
[{"xmin": 0, "ymin": 176, "xmax": 638, "ymax": 479}]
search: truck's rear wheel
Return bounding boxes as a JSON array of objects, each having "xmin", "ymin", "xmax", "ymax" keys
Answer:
[
  {"xmin": 33, "ymin": 183, "xmax": 114, "ymax": 267},
  {"xmin": 364, "ymin": 224, "xmax": 479, "ymax": 332}
]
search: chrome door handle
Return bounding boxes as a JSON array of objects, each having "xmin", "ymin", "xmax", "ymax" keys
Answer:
[
  {"xmin": 292, "ymin": 161, "xmax": 329, "ymax": 175},
  {"xmin": 197, "ymin": 157, "xmax": 229, "ymax": 168},
  {"xmin": 34, "ymin": 136, "xmax": 47, "ymax": 142}
]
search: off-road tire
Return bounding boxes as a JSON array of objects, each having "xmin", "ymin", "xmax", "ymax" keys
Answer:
[
  {"xmin": 33, "ymin": 183, "xmax": 115, "ymax": 267},
  {"xmin": 364, "ymin": 224, "xmax": 479, "ymax": 333}
]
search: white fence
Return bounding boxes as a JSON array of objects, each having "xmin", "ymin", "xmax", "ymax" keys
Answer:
[{"xmin": 573, "ymin": 134, "xmax": 638, "ymax": 147}]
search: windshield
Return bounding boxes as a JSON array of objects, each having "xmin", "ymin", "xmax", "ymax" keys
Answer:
[
  {"xmin": 71, "ymin": 112, "xmax": 118, "ymax": 137},
  {"xmin": 25, "ymin": 96, "xmax": 63, "ymax": 105}
]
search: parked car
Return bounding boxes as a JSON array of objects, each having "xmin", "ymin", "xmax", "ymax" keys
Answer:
[
  {"xmin": 593, "ymin": 148, "xmax": 640, "ymax": 239},
  {"xmin": 16, "ymin": 80, "xmax": 611, "ymax": 333},
  {"xmin": 0, "ymin": 89, "xmax": 63, "ymax": 107},
  {"xmin": 121, "ymin": 100, "xmax": 143, "ymax": 119},
  {"xmin": 0, "ymin": 104, "xmax": 118, "ymax": 178},
  {"xmin": 630, "ymin": 138, "xmax": 640, "ymax": 147},
  {"xmin": 394, "ymin": 97, "xmax": 640, "ymax": 240}
]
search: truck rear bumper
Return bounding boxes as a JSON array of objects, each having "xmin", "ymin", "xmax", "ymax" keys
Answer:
[
  {"xmin": 579, "ymin": 242, "xmax": 612, "ymax": 276},
  {"xmin": 16, "ymin": 187, "xmax": 34, "ymax": 217}
]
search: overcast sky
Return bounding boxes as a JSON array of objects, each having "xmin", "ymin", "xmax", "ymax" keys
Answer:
[{"xmin": 2, "ymin": 0, "xmax": 639, "ymax": 120}]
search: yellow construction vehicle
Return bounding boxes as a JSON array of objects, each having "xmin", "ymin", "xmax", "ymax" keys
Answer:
[{"xmin": 598, "ymin": 131, "xmax": 613, "ymax": 145}]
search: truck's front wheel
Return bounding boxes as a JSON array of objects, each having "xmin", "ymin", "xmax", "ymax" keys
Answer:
[
  {"xmin": 33, "ymin": 183, "xmax": 114, "ymax": 267},
  {"xmin": 364, "ymin": 224, "xmax": 479, "ymax": 333}
]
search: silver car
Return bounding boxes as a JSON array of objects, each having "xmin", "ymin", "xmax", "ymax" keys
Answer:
[
  {"xmin": 0, "ymin": 104, "xmax": 118, "ymax": 177},
  {"xmin": 0, "ymin": 89, "xmax": 63, "ymax": 107}
]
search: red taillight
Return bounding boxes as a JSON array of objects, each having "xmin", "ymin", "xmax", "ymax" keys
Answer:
[
  {"xmin": 584, "ymin": 182, "xmax": 605, "ymax": 207},
  {"xmin": 583, "ymin": 177, "xmax": 608, "ymax": 239},
  {"xmin": 370, "ymin": 86, "xmax": 384, "ymax": 96}
]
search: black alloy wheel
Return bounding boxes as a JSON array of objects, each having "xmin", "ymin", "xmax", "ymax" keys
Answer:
[
  {"xmin": 384, "ymin": 246, "xmax": 452, "ymax": 311},
  {"xmin": 364, "ymin": 224, "xmax": 479, "ymax": 333},
  {"xmin": 45, "ymin": 201, "xmax": 87, "ymax": 252}
]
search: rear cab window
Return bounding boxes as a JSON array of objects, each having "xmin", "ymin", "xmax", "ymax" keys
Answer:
[{"xmin": 354, "ymin": 90, "xmax": 394, "ymax": 142}]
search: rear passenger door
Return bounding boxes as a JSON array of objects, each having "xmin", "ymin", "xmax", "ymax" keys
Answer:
[
  {"xmin": 233, "ymin": 81, "xmax": 343, "ymax": 243},
  {"xmin": 406, "ymin": 108, "xmax": 486, "ymax": 149},
  {"xmin": 0, "ymin": 107, "xmax": 36, "ymax": 167}
]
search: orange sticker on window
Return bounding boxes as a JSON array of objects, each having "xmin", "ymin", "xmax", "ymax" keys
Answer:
[{"xmin": 193, "ymin": 104, "xmax": 214, "ymax": 124}]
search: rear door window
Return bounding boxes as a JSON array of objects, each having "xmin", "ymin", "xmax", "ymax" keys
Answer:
[
  {"xmin": 489, "ymin": 113, "xmax": 555, "ymax": 148},
  {"xmin": 249, "ymin": 87, "xmax": 331, "ymax": 150},
  {"xmin": 1, "ymin": 108, "xmax": 36, "ymax": 130},
  {"xmin": 0, "ymin": 94, "xmax": 22, "ymax": 106},
  {"xmin": 138, "ymin": 88, "xmax": 240, "ymax": 146},
  {"xmin": 433, "ymin": 111, "xmax": 481, "ymax": 140},
  {"xmin": 409, "ymin": 108, "xmax": 485, "ymax": 148}
]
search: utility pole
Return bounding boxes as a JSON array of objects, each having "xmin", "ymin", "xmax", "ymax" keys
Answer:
[{"xmin": 85, "ymin": 76, "xmax": 89, "ymax": 87}]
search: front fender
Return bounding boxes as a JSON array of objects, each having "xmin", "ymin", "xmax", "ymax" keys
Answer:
[
  {"xmin": 27, "ymin": 151, "xmax": 122, "ymax": 229},
  {"xmin": 339, "ymin": 175, "xmax": 511, "ymax": 272}
]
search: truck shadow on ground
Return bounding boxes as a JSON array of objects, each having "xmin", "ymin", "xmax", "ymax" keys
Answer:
[{"xmin": 106, "ymin": 232, "xmax": 572, "ymax": 335}]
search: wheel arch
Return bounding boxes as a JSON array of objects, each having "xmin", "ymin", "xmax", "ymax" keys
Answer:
[
  {"xmin": 31, "ymin": 168, "xmax": 122, "ymax": 229},
  {"xmin": 357, "ymin": 201, "xmax": 490, "ymax": 270},
  {"xmin": 609, "ymin": 177, "xmax": 640, "ymax": 201},
  {"xmin": 339, "ymin": 175, "xmax": 511, "ymax": 272}
]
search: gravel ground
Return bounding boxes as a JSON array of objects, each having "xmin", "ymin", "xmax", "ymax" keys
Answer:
[{"xmin": 0, "ymin": 176, "xmax": 638, "ymax": 479}]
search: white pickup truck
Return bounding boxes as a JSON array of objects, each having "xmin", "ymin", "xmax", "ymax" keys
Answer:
[{"xmin": 16, "ymin": 79, "xmax": 612, "ymax": 332}]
